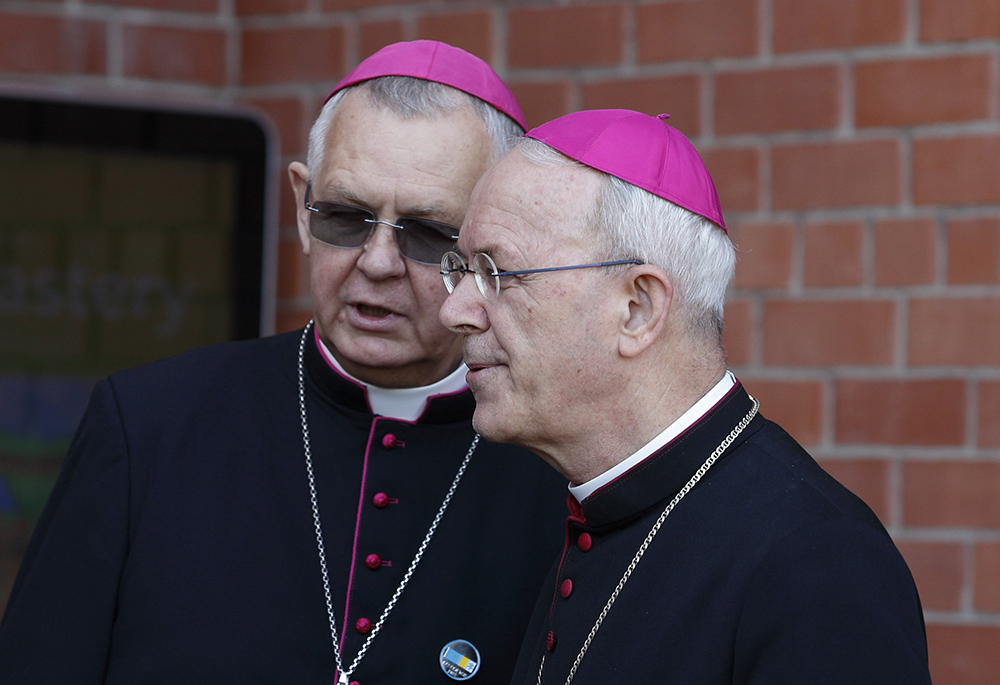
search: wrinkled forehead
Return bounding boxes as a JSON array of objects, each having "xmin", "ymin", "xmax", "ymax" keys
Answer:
[
  {"xmin": 318, "ymin": 93, "xmax": 494, "ymax": 218},
  {"xmin": 460, "ymin": 151, "xmax": 603, "ymax": 257}
]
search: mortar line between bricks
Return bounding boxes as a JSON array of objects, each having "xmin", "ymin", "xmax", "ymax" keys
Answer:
[
  {"xmin": 962, "ymin": 539, "xmax": 977, "ymax": 614},
  {"xmin": 923, "ymin": 612, "xmax": 1000, "ymax": 627}
]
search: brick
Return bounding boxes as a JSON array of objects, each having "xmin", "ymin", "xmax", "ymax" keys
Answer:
[
  {"xmin": 278, "ymin": 175, "xmax": 297, "ymax": 228},
  {"xmin": 359, "ymin": 20, "xmax": 406, "ymax": 62},
  {"xmin": 235, "ymin": 0, "xmax": 306, "ymax": 15},
  {"xmin": 0, "ymin": 13, "xmax": 105, "ymax": 75},
  {"xmin": 927, "ymin": 625, "xmax": 1000, "ymax": 685},
  {"xmin": 715, "ymin": 65, "xmax": 841, "ymax": 135},
  {"xmin": 856, "ymin": 56, "xmax": 992, "ymax": 128},
  {"xmin": 277, "ymin": 235, "xmax": 308, "ymax": 299},
  {"xmin": 582, "ymin": 76, "xmax": 701, "ymax": 137},
  {"xmin": 509, "ymin": 82, "xmax": 572, "ymax": 130},
  {"xmin": 905, "ymin": 461, "xmax": 1000, "ymax": 527},
  {"xmin": 275, "ymin": 309, "xmax": 313, "ymax": 334},
  {"xmin": 895, "ymin": 541, "xmax": 964, "ymax": 610},
  {"xmin": 772, "ymin": 140, "xmax": 901, "ymax": 210},
  {"xmin": 729, "ymin": 222, "xmax": 794, "ymax": 289},
  {"xmin": 741, "ymin": 378, "xmax": 823, "ymax": 446},
  {"xmin": 241, "ymin": 26, "xmax": 346, "ymax": 86},
  {"xmin": 922, "ymin": 0, "xmax": 1000, "ymax": 41},
  {"xmin": 701, "ymin": 147, "xmax": 759, "ymax": 213},
  {"xmin": 638, "ymin": 0, "xmax": 758, "ymax": 63},
  {"xmin": 978, "ymin": 381, "xmax": 1000, "ymax": 447},
  {"xmin": 763, "ymin": 301, "xmax": 895, "ymax": 366},
  {"xmin": 947, "ymin": 217, "xmax": 1000, "ymax": 285},
  {"xmin": 773, "ymin": 0, "xmax": 905, "ymax": 53},
  {"xmin": 417, "ymin": 11, "xmax": 492, "ymax": 64},
  {"xmin": 87, "ymin": 0, "xmax": 218, "ymax": 10},
  {"xmin": 816, "ymin": 459, "xmax": 889, "ymax": 523},
  {"xmin": 874, "ymin": 218, "xmax": 937, "ymax": 286},
  {"xmin": 242, "ymin": 98, "xmax": 306, "ymax": 156},
  {"xmin": 802, "ymin": 221, "xmax": 863, "ymax": 287},
  {"xmin": 836, "ymin": 379, "xmax": 965, "ymax": 445},
  {"xmin": 123, "ymin": 25, "xmax": 226, "ymax": 85},
  {"xmin": 913, "ymin": 135, "xmax": 1000, "ymax": 206},
  {"xmin": 508, "ymin": 5, "xmax": 624, "ymax": 68},
  {"xmin": 909, "ymin": 298, "xmax": 1000, "ymax": 366},
  {"xmin": 722, "ymin": 298, "xmax": 752, "ymax": 366},
  {"xmin": 975, "ymin": 541, "xmax": 1000, "ymax": 611}
]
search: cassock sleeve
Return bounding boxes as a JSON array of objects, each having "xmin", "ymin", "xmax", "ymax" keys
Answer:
[
  {"xmin": 733, "ymin": 516, "xmax": 932, "ymax": 684},
  {"xmin": 0, "ymin": 378, "xmax": 130, "ymax": 682}
]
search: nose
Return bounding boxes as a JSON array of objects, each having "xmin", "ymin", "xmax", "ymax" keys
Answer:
[
  {"xmin": 355, "ymin": 224, "xmax": 406, "ymax": 279},
  {"xmin": 439, "ymin": 271, "xmax": 489, "ymax": 335}
]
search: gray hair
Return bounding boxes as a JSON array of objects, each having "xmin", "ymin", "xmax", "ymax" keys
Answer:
[
  {"xmin": 307, "ymin": 76, "xmax": 523, "ymax": 180},
  {"xmin": 517, "ymin": 137, "xmax": 735, "ymax": 343}
]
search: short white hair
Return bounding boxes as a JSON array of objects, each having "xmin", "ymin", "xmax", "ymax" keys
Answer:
[
  {"xmin": 307, "ymin": 76, "xmax": 523, "ymax": 180},
  {"xmin": 517, "ymin": 137, "xmax": 735, "ymax": 343}
]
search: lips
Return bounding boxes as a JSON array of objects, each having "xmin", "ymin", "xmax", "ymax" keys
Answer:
[
  {"xmin": 465, "ymin": 361, "xmax": 494, "ymax": 372},
  {"xmin": 345, "ymin": 300, "xmax": 403, "ymax": 331},
  {"xmin": 356, "ymin": 303, "xmax": 394, "ymax": 317}
]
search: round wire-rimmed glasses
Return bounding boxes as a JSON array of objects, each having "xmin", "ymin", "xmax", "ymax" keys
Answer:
[{"xmin": 440, "ymin": 251, "xmax": 644, "ymax": 300}]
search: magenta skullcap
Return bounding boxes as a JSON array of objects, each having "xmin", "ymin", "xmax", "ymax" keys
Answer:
[
  {"xmin": 525, "ymin": 109, "xmax": 726, "ymax": 231},
  {"xmin": 327, "ymin": 40, "xmax": 526, "ymax": 131}
]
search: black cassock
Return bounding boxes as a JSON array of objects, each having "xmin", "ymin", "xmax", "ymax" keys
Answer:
[
  {"xmin": 0, "ymin": 328, "xmax": 567, "ymax": 684},
  {"xmin": 513, "ymin": 384, "xmax": 932, "ymax": 685}
]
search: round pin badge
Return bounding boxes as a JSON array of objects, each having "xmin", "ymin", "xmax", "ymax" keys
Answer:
[{"xmin": 439, "ymin": 639, "xmax": 481, "ymax": 680}]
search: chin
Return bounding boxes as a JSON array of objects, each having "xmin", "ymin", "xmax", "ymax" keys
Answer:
[
  {"xmin": 471, "ymin": 407, "xmax": 522, "ymax": 447},
  {"xmin": 332, "ymin": 332, "xmax": 409, "ymax": 366}
]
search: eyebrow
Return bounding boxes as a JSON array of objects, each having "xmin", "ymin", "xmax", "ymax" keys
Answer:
[
  {"xmin": 320, "ymin": 182, "xmax": 456, "ymax": 222},
  {"xmin": 464, "ymin": 244, "xmax": 519, "ymax": 266}
]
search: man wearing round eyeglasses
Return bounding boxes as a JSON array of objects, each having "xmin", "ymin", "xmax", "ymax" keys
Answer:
[
  {"xmin": 0, "ymin": 42, "xmax": 566, "ymax": 684},
  {"xmin": 440, "ymin": 110, "xmax": 932, "ymax": 684}
]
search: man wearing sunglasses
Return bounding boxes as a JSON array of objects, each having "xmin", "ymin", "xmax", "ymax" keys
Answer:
[
  {"xmin": 440, "ymin": 109, "xmax": 932, "ymax": 684},
  {"xmin": 0, "ymin": 41, "xmax": 565, "ymax": 684}
]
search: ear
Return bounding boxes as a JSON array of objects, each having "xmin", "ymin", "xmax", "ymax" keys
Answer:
[
  {"xmin": 617, "ymin": 266, "xmax": 673, "ymax": 359},
  {"xmin": 288, "ymin": 161, "xmax": 312, "ymax": 256}
]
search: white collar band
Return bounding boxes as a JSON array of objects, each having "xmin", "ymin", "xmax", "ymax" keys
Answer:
[{"xmin": 316, "ymin": 336, "xmax": 469, "ymax": 422}]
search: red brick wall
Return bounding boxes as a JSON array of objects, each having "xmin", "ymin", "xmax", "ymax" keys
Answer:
[{"xmin": 2, "ymin": 1, "xmax": 998, "ymax": 680}]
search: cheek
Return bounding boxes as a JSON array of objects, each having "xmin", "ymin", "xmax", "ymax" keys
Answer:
[
  {"xmin": 408, "ymin": 268, "xmax": 450, "ymax": 318},
  {"xmin": 308, "ymin": 248, "xmax": 354, "ymax": 294}
]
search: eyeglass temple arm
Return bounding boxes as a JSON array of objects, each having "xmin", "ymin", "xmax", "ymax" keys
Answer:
[{"xmin": 495, "ymin": 260, "xmax": 644, "ymax": 278}]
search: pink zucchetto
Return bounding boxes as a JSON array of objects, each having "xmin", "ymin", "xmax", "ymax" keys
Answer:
[
  {"xmin": 327, "ymin": 40, "xmax": 526, "ymax": 131},
  {"xmin": 525, "ymin": 109, "xmax": 726, "ymax": 231}
]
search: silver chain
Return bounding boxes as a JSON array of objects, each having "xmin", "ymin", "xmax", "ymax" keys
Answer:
[
  {"xmin": 297, "ymin": 322, "xmax": 480, "ymax": 685},
  {"xmin": 538, "ymin": 395, "xmax": 759, "ymax": 685}
]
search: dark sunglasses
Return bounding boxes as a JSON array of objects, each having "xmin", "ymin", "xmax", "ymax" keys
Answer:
[{"xmin": 304, "ymin": 181, "xmax": 460, "ymax": 265}]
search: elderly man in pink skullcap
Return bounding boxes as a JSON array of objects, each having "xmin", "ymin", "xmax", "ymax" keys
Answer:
[
  {"xmin": 0, "ymin": 42, "xmax": 566, "ymax": 684},
  {"xmin": 440, "ymin": 109, "xmax": 932, "ymax": 684}
]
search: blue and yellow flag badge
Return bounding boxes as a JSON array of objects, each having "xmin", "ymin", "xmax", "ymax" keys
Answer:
[{"xmin": 439, "ymin": 639, "xmax": 481, "ymax": 680}]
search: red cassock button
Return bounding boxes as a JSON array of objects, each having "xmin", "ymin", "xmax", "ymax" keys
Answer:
[
  {"xmin": 372, "ymin": 492, "xmax": 390, "ymax": 508},
  {"xmin": 560, "ymin": 578, "xmax": 573, "ymax": 598},
  {"xmin": 577, "ymin": 532, "xmax": 592, "ymax": 552},
  {"xmin": 381, "ymin": 433, "xmax": 397, "ymax": 449},
  {"xmin": 355, "ymin": 617, "xmax": 372, "ymax": 634},
  {"xmin": 365, "ymin": 553, "xmax": 382, "ymax": 570},
  {"xmin": 546, "ymin": 630, "xmax": 557, "ymax": 652}
]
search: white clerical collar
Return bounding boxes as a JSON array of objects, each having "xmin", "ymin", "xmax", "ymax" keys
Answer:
[
  {"xmin": 569, "ymin": 371, "xmax": 737, "ymax": 502},
  {"xmin": 316, "ymin": 337, "xmax": 469, "ymax": 422}
]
